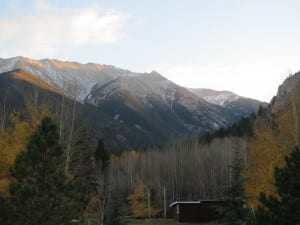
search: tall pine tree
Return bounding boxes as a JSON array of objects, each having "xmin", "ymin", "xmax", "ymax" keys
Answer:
[
  {"xmin": 223, "ymin": 148, "xmax": 248, "ymax": 225},
  {"xmin": 256, "ymin": 147, "xmax": 300, "ymax": 225},
  {"xmin": 94, "ymin": 138, "xmax": 110, "ymax": 225},
  {"xmin": 95, "ymin": 138, "xmax": 109, "ymax": 170},
  {"xmin": 7, "ymin": 117, "xmax": 88, "ymax": 225}
]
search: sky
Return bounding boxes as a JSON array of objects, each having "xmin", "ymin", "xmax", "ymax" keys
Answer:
[{"xmin": 1, "ymin": 0, "xmax": 300, "ymax": 102}]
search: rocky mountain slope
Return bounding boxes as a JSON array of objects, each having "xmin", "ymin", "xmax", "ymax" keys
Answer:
[
  {"xmin": 0, "ymin": 56, "xmax": 265, "ymax": 148},
  {"xmin": 86, "ymin": 71, "xmax": 242, "ymax": 133},
  {"xmin": 0, "ymin": 56, "xmax": 139, "ymax": 100}
]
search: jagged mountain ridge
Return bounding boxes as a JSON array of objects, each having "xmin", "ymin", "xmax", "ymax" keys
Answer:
[
  {"xmin": 0, "ymin": 56, "xmax": 140, "ymax": 100},
  {"xmin": 0, "ymin": 56, "xmax": 264, "ymax": 136},
  {"xmin": 190, "ymin": 88, "xmax": 266, "ymax": 117}
]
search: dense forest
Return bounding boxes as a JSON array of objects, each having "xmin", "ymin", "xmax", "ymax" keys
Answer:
[{"xmin": 0, "ymin": 91, "xmax": 249, "ymax": 221}]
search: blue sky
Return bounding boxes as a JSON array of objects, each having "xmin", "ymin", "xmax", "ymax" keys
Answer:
[{"xmin": 1, "ymin": 0, "xmax": 300, "ymax": 101}]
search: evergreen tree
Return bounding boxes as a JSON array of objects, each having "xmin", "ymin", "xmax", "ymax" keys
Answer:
[
  {"xmin": 104, "ymin": 200, "xmax": 125, "ymax": 225},
  {"xmin": 95, "ymin": 138, "xmax": 109, "ymax": 170},
  {"xmin": 256, "ymin": 147, "xmax": 300, "ymax": 225},
  {"xmin": 69, "ymin": 126, "xmax": 97, "ymax": 194},
  {"xmin": 7, "ymin": 117, "xmax": 87, "ymax": 225},
  {"xmin": 0, "ymin": 196, "xmax": 10, "ymax": 225},
  {"xmin": 223, "ymin": 148, "xmax": 248, "ymax": 225}
]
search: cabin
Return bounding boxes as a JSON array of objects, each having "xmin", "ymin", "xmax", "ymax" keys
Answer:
[{"xmin": 169, "ymin": 200, "xmax": 225, "ymax": 223}]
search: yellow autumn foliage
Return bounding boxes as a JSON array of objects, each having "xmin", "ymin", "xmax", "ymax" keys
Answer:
[
  {"xmin": 0, "ymin": 101, "xmax": 51, "ymax": 196},
  {"xmin": 127, "ymin": 182, "xmax": 158, "ymax": 218},
  {"xmin": 84, "ymin": 195, "xmax": 101, "ymax": 218},
  {"xmin": 245, "ymin": 102, "xmax": 296, "ymax": 207}
]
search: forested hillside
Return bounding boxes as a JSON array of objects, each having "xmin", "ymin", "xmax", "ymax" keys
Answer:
[
  {"xmin": 0, "ymin": 69, "xmax": 180, "ymax": 151},
  {"xmin": 245, "ymin": 72, "xmax": 300, "ymax": 206}
]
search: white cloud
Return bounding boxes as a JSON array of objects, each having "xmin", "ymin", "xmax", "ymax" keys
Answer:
[{"xmin": 0, "ymin": 0, "xmax": 128, "ymax": 57}]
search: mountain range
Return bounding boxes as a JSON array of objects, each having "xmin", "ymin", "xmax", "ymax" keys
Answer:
[{"xmin": 0, "ymin": 56, "xmax": 265, "ymax": 149}]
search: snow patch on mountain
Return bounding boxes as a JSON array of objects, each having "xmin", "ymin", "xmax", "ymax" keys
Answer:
[
  {"xmin": 86, "ymin": 70, "xmax": 212, "ymax": 116},
  {"xmin": 204, "ymin": 92, "xmax": 240, "ymax": 106},
  {"xmin": 0, "ymin": 56, "xmax": 20, "ymax": 72},
  {"xmin": 189, "ymin": 88, "xmax": 241, "ymax": 106}
]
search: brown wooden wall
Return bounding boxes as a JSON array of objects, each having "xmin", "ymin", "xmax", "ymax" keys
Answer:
[{"xmin": 170, "ymin": 201, "xmax": 224, "ymax": 222}]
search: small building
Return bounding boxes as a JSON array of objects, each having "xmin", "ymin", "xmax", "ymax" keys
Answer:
[{"xmin": 169, "ymin": 200, "xmax": 225, "ymax": 223}]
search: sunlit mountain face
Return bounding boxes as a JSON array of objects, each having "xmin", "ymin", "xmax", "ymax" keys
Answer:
[{"xmin": 0, "ymin": 56, "xmax": 265, "ymax": 149}]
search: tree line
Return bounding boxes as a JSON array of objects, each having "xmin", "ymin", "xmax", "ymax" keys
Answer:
[{"xmin": 2, "ymin": 114, "xmax": 299, "ymax": 225}]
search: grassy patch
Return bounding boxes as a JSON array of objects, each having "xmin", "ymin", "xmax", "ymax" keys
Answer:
[
  {"xmin": 79, "ymin": 218, "xmax": 221, "ymax": 225},
  {"xmin": 126, "ymin": 219, "xmax": 220, "ymax": 225}
]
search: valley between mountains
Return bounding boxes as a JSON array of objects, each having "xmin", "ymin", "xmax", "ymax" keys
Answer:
[{"xmin": 1, "ymin": 56, "xmax": 300, "ymax": 224}]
